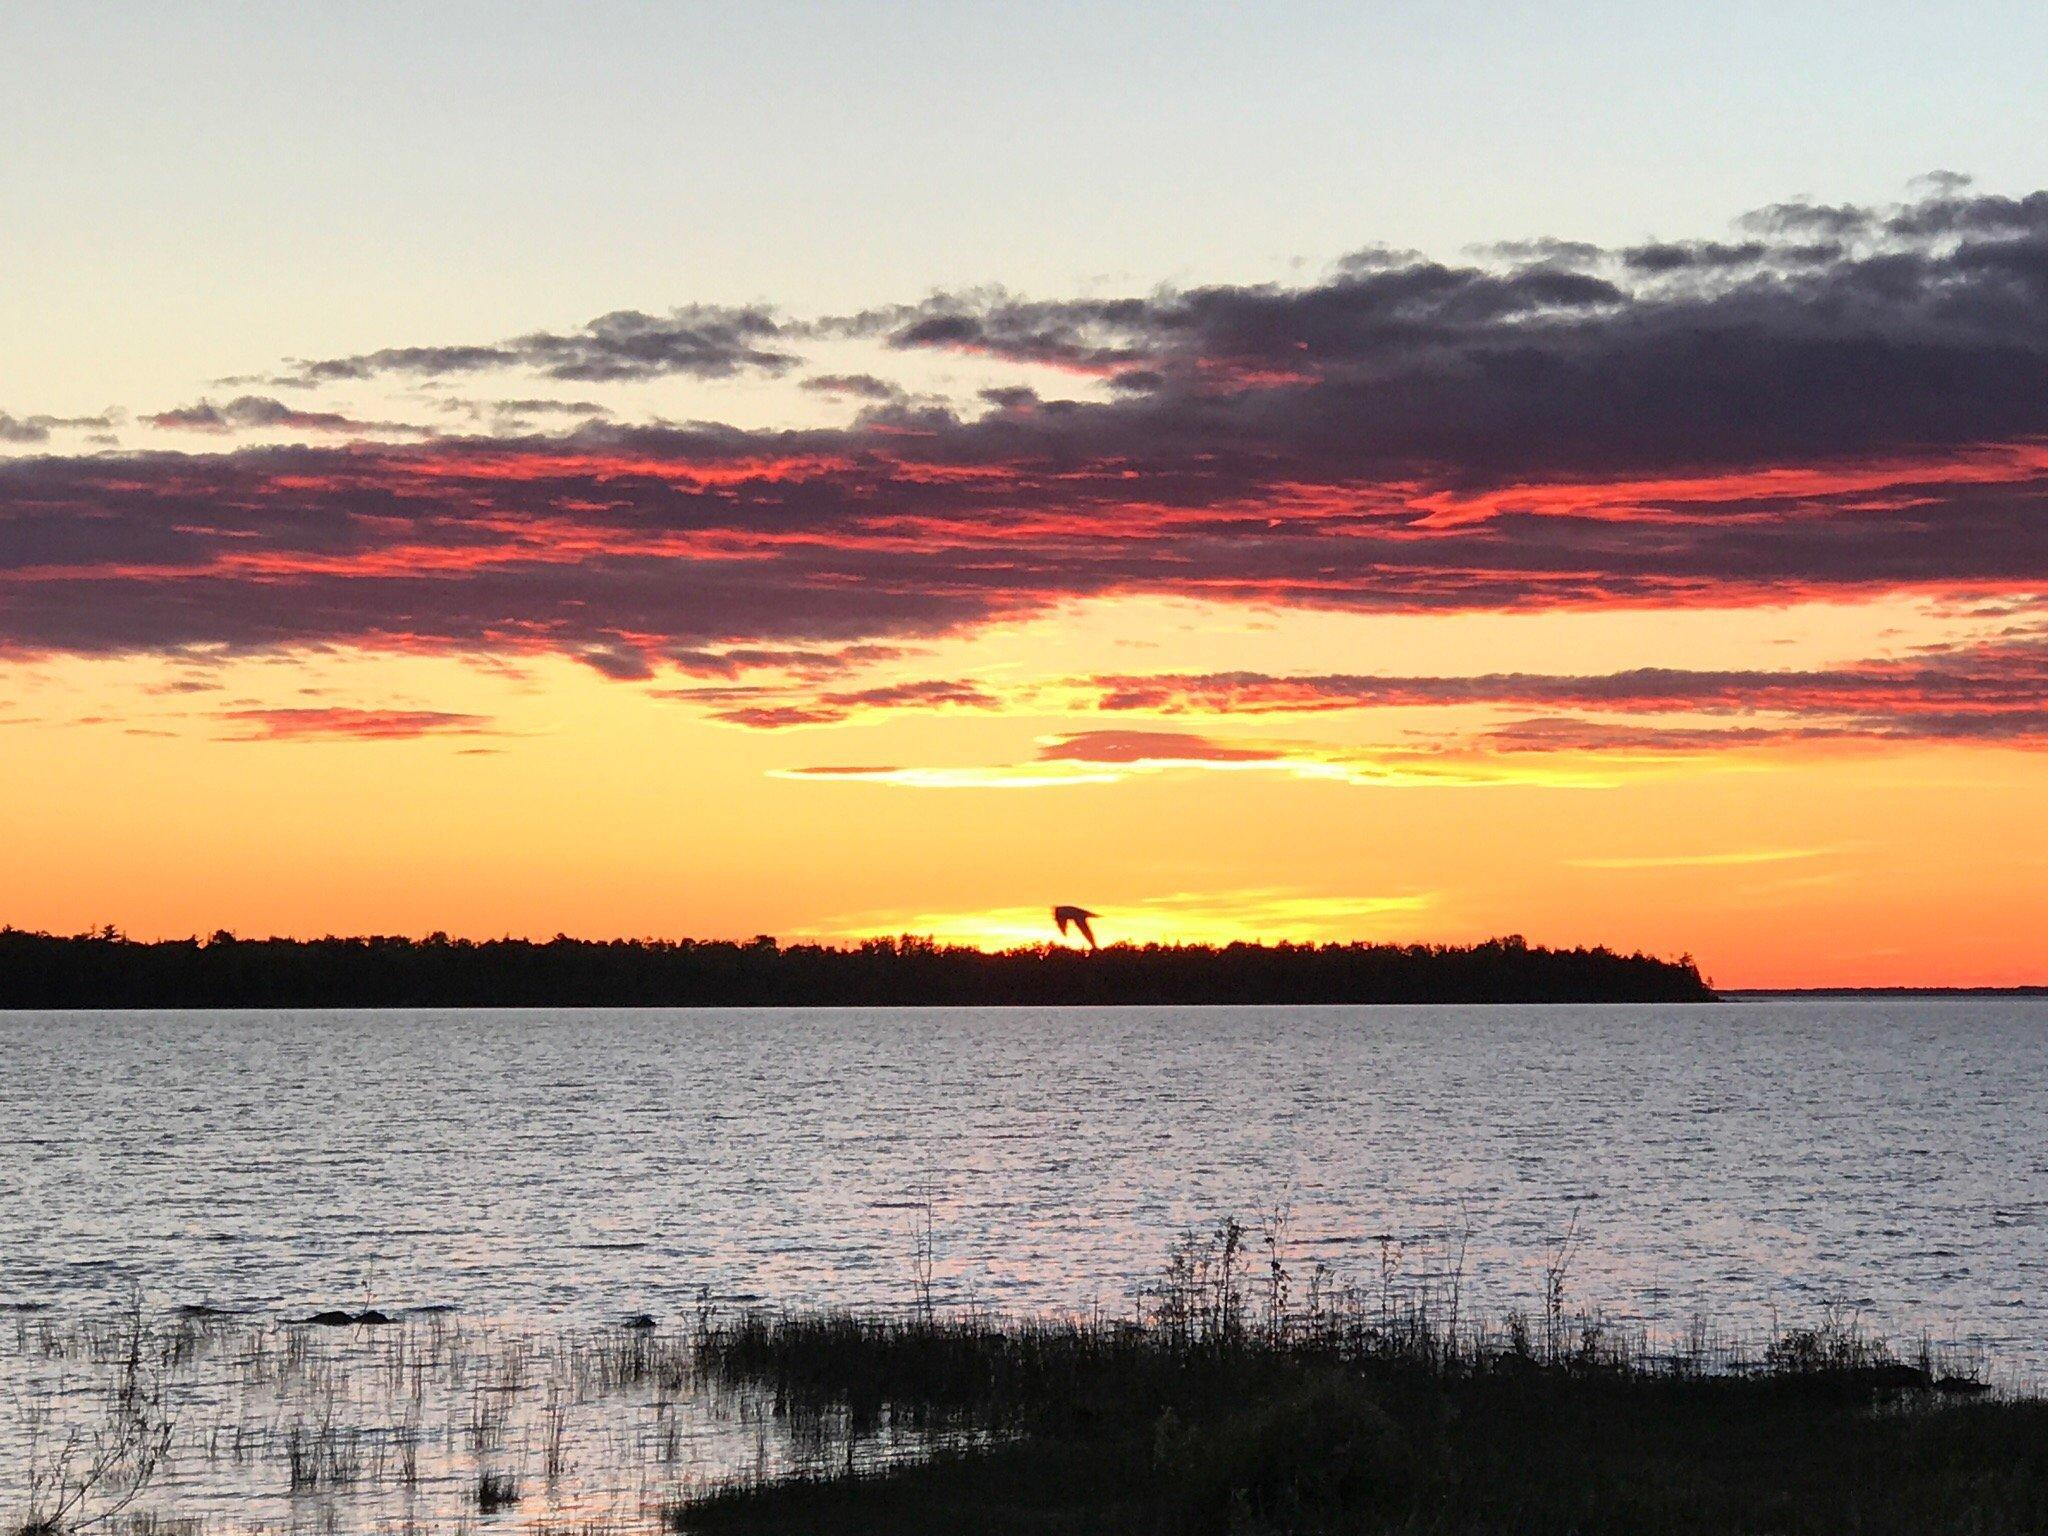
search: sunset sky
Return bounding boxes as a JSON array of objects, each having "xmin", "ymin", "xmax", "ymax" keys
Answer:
[{"xmin": 5, "ymin": 4, "xmax": 2047, "ymax": 986}]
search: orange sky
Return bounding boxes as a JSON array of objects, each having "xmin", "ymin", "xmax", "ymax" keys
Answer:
[
  {"xmin": 5, "ymin": 178, "xmax": 2048, "ymax": 987},
  {"xmin": 4, "ymin": 591, "xmax": 2043, "ymax": 989}
]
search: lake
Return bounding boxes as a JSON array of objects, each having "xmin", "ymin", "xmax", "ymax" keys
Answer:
[
  {"xmin": 4, "ymin": 999, "xmax": 2044, "ymax": 1361},
  {"xmin": 5, "ymin": 999, "xmax": 2046, "ymax": 1531}
]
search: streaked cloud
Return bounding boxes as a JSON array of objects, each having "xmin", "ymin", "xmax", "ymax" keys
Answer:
[
  {"xmin": 664, "ymin": 627, "xmax": 2048, "ymax": 757},
  {"xmin": 1081, "ymin": 640, "xmax": 2048, "ymax": 722},
  {"xmin": 774, "ymin": 761, "xmax": 1125, "ymax": 790},
  {"xmin": 216, "ymin": 707, "xmax": 497, "ymax": 742},
  {"xmin": 778, "ymin": 728, "xmax": 1621, "ymax": 791},
  {"xmin": 684, "ymin": 677, "xmax": 1001, "ymax": 730},
  {"xmin": 1, "ymin": 410, "xmax": 117, "ymax": 444},
  {"xmin": 147, "ymin": 395, "xmax": 427, "ymax": 438},
  {"xmin": 799, "ymin": 373, "xmax": 907, "ymax": 402},
  {"xmin": 1566, "ymin": 847, "xmax": 1842, "ymax": 871},
  {"xmin": 264, "ymin": 305, "xmax": 797, "ymax": 387}
]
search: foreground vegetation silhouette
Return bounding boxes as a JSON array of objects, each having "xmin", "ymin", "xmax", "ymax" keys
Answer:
[
  {"xmin": 673, "ymin": 1225, "xmax": 2031, "ymax": 1536},
  {"xmin": 674, "ymin": 1315, "xmax": 2037, "ymax": 1535},
  {"xmin": 0, "ymin": 928, "xmax": 1711, "ymax": 1008},
  {"xmin": 2, "ymin": 1223, "xmax": 2025, "ymax": 1534}
]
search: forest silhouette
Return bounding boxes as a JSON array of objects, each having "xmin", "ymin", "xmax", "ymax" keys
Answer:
[{"xmin": 0, "ymin": 927, "xmax": 1711, "ymax": 1008}]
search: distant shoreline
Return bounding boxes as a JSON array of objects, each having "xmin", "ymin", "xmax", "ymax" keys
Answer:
[{"xmin": 0, "ymin": 928, "xmax": 1713, "ymax": 1008}]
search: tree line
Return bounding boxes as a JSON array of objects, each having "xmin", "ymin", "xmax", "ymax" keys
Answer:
[{"xmin": 0, "ymin": 927, "xmax": 1713, "ymax": 1008}]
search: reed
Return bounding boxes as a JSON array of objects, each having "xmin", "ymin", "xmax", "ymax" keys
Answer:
[
  {"xmin": 673, "ymin": 1221, "xmax": 2027, "ymax": 1535},
  {"xmin": 0, "ymin": 1223, "xmax": 2020, "ymax": 1535},
  {"xmin": 474, "ymin": 1469, "xmax": 522, "ymax": 1511}
]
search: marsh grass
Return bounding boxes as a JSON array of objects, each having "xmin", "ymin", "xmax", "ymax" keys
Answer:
[
  {"xmin": 473, "ymin": 1469, "xmax": 521, "ymax": 1511},
  {"xmin": 0, "ymin": 1222, "xmax": 2019, "ymax": 1536},
  {"xmin": 2, "ymin": 1306, "xmax": 833, "ymax": 1536},
  {"xmin": 675, "ymin": 1221, "xmax": 2026, "ymax": 1535}
]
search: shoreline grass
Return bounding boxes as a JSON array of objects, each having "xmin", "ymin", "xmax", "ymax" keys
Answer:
[
  {"xmin": 2, "ymin": 1223, "xmax": 2032, "ymax": 1535},
  {"xmin": 673, "ymin": 1225, "xmax": 2037, "ymax": 1535}
]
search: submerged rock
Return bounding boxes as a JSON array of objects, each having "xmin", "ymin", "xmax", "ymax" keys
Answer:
[
  {"xmin": 622, "ymin": 1312, "xmax": 658, "ymax": 1331},
  {"xmin": 303, "ymin": 1310, "xmax": 356, "ymax": 1326}
]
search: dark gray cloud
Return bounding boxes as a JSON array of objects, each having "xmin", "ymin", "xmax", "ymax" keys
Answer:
[
  {"xmin": 288, "ymin": 345, "xmax": 518, "ymax": 384},
  {"xmin": 488, "ymin": 398, "xmax": 613, "ymax": 418},
  {"xmin": 853, "ymin": 175, "xmax": 2048, "ymax": 481},
  {"xmin": 147, "ymin": 395, "xmax": 422, "ymax": 436},
  {"xmin": 1, "ymin": 410, "xmax": 117, "ymax": 444},
  {"xmin": 799, "ymin": 373, "xmax": 906, "ymax": 402},
  {"xmin": 1619, "ymin": 240, "xmax": 1771, "ymax": 273},
  {"xmin": 5, "ymin": 182, "xmax": 2048, "ymax": 677},
  {"xmin": 275, "ymin": 305, "xmax": 797, "ymax": 386}
]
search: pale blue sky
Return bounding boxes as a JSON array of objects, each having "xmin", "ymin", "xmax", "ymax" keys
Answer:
[{"xmin": 6, "ymin": 1, "xmax": 2045, "ymax": 409}]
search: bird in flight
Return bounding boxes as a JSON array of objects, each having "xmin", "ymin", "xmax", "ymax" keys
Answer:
[{"xmin": 1052, "ymin": 905, "xmax": 1100, "ymax": 950}]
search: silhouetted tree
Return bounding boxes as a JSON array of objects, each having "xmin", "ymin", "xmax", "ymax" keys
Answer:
[{"xmin": 0, "ymin": 926, "xmax": 1714, "ymax": 1008}]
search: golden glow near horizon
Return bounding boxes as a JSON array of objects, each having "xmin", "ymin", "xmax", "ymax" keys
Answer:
[{"xmin": 4, "ymin": 589, "xmax": 2044, "ymax": 990}]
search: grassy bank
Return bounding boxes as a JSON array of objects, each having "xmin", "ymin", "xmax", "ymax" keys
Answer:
[{"xmin": 673, "ymin": 1228, "xmax": 2041, "ymax": 1535}]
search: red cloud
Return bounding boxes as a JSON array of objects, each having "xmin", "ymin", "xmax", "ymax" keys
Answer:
[
  {"xmin": 217, "ymin": 708, "xmax": 497, "ymax": 742},
  {"xmin": 1076, "ymin": 635, "xmax": 2048, "ymax": 748},
  {"xmin": 1035, "ymin": 730, "xmax": 1279, "ymax": 764},
  {"xmin": 7, "ymin": 182, "xmax": 2048, "ymax": 681},
  {"xmin": 668, "ymin": 677, "xmax": 1003, "ymax": 729},
  {"xmin": 6, "ymin": 431, "xmax": 2046, "ymax": 676}
]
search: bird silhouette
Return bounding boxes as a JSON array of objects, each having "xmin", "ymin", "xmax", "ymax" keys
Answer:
[{"xmin": 1052, "ymin": 905, "xmax": 1100, "ymax": 950}]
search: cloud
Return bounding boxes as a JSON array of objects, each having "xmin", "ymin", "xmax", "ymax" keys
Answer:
[
  {"xmin": 215, "ymin": 707, "xmax": 497, "ymax": 741},
  {"xmin": 147, "ymin": 395, "xmax": 424, "ymax": 437},
  {"xmin": 576, "ymin": 645, "xmax": 662, "ymax": 681},
  {"xmin": 2, "ymin": 410, "xmax": 116, "ymax": 444},
  {"xmin": 661, "ymin": 630, "xmax": 2048, "ymax": 756},
  {"xmin": 274, "ymin": 305, "xmax": 797, "ymax": 386},
  {"xmin": 1078, "ymin": 634, "xmax": 2048, "ymax": 750},
  {"xmin": 800, "ymin": 373, "xmax": 906, "ymax": 402},
  {"xmin": 1035, "ymin": 728, "xmax": 1275, "ymax": 763},
  {"xmin": 1566, "ymin": 847, "xmax": 1840, "ymax": 870},
  {"xmin": 1463, "ymin": 707, "xmax": 2048, "ymax": 754},
  {"xmin": 659, "ymin": 643, "xmax": 906, "ymax": 679},
  {"xmin": 778, "ymin": 728, "xmax": 1619, "ymax": 790},
  {"xmin": 676, "ymin": 676, "xmax": 1001, "ymax": 728},
  {"xmin": 848, "ymin": 179, "xmax": 2048, "ymax": 482},
  {"xmin": 5, "ymin": 182, "xmax": 2048, "ymax": 698},
  {"xmin": 428, "ymin": 398, "xmax": 614, "ymax": 429},
  {"xmin": 774, "ymin": 761, "xmax": 1125, "ymax": 789},
  {"xmin": 487, "ymin": 399, "xmax": 613, "ymax": 417}
]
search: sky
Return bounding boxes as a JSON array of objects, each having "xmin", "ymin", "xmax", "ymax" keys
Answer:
[{"xmin": 4, "ymin": 3, "xmax": 2047, "ymax": 987}]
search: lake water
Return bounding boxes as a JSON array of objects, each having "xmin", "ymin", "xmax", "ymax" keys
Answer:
[
  {"xmin": 4, "ymin": 999, "xmax": 2046, "ymax": 1532},
  {"xmin": 4, "ymin": 1000, "xmax": 2044, "ymax": 1364}
]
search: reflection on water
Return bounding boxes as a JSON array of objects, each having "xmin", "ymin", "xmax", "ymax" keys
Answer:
[{"xmin": 1, "ymin": 1305, "xmax": 954, "ymax": 1534}]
